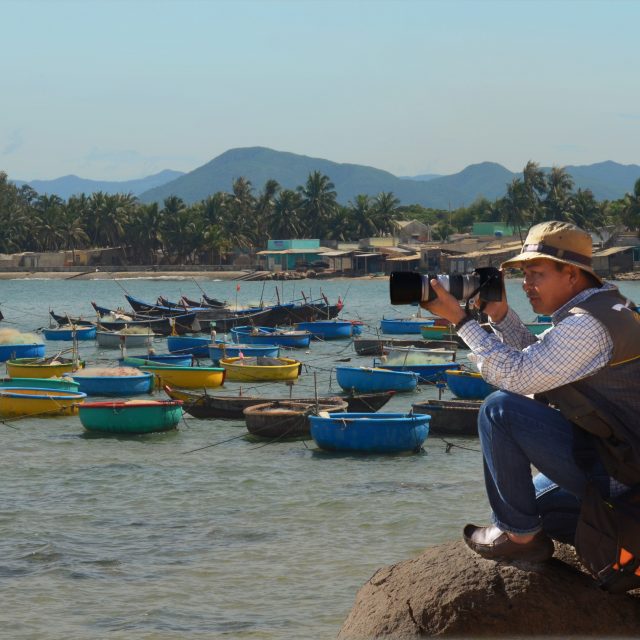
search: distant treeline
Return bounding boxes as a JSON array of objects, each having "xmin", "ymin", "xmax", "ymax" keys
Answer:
[{"xmin": 1, "ymin": 162, "xmax": 638, "ymax": 265}]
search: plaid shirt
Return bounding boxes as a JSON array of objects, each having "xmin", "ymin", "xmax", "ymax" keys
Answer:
[{"xmin": 457, "ymin": 284, "xmax": 615, "ymax": 396}]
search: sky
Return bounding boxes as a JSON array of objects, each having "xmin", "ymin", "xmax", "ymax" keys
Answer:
[{"xmin": 2, "ymin": 0, "xmax": 640, "ymax": 181}]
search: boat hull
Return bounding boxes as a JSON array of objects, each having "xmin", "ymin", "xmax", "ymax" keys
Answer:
[
  {"xmin": 335, "ymin": 366, "xmax": 418, "ymax": 393},
  {"xmin": 140, "ymin": 365, "xmax": 226, "ymax": 389},
  {"xmin": 79, "ymin": 400, "xmax": 183, "ymax": 434},
  {"xmin": 6, "ymin": 357, "xmax": 83, "ymax": 378},
  {"xmin": 380, "ymin": 318, "xmax": 434, "ymax": 335},
  {"xmin": 0, "ymin": 343, "xmax": 45, "ymax": 363},
  {"xmin": 0, "ymin": 376, "xmax": 80, "ymax": 391},
  {"xmin": 411, "ymin": 399, "xmax": 481, "ymax": 436},
  {"xmin": 167, "ymin": 336, "xmax": 211, "ymax": 357},
  {"xmin": 69, "ymin": 372, "xmax": 155, "ymax": 396},
  {"xmin": 310, "ymin": 412, "xmax": 430, "ymax": 453},
  {"xmin": 375, "ymin": 361, "xmax": 461, "ymax": 383},
  {"xmin": 294, "ymin": 320, "xmax": 353, "ymax": 339},
  {"xmin": 445, "ymin": 369, "xmax": 496, "ymax": 399},
  {"xmin": 96, "ymin": 331, "xmax": 155, "ymax": 349},
  {"xmin": 353, "ymin": 337, "xmax": 459, "ymax": 357},
  {"xmin": 230, "ymin": 327, "xmax": 311, "ymax": 348},
  {"xmin": 208, "ymin": 343, "xmax": 280, "ymax": 364},
  {"xmin": 43, "ymin": 326, "xmax": 97, "ymax": 341},
  {"xmin": 419, "ymin": 324, "xmax": 451, "ymax": 340},
  {"xmin": 0, "ymin": 387, "xmax": 86, "ymax": 417},
  {"xmin": 220, "ymin": 357, "xmax": 301, "ymax": 382}
]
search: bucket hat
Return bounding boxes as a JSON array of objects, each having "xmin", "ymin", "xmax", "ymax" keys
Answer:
[{"xmin": 501, "ymin": 221, "xmax": 602, "ymax": 284}]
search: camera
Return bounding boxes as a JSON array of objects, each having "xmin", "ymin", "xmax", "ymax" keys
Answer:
[{"xmin": 389, "ymin": 267, "xmax": 503, "ymax": 305}]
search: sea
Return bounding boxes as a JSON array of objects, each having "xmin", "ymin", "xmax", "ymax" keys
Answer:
[{"xmin": 1, "ymin": 276, "xmax": 639, "ymax": 640}]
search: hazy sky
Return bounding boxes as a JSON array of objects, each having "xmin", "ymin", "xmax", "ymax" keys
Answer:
[{"xmin": 2, "ymin": 0, "xmax": 639, "ymax": 181}]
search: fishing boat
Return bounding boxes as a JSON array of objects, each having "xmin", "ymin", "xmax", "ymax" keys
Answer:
[
  {"xmin": 419, "ymin": 324, "xmax": 453, "ymax": 340},
  {"xmin": 120, "ymin": 354, "xmax": 194, "ymax": 367},
  {"xmin": 524, "ymin": 319, "xmax": 553, "ymax": 335},
  {"xmin": 167, "ymin": 335, "xmax": 211, "ymax": 358},
  {"xmin": 353, "ymin": 337, "xmax": 459, "ymax": 357},
  {"xmin": 0, "ymin": 376, "xmax": 80, "ymax": 391},
  {"xmin": 0, "ymin": 387, "xmax": 86, "ymax": 418},
  {"xmin": 219, "ymin": 356, "xmax": 301, "ymax": 382},
  {"xmin": 0, "ymin": 343, "xmax": 46, "ymax": 363},
  {"xmin": 335, "ymin": 366, "xmax": 418, "ymax": 393},
  {"xmin": 78, "ymin": 399, "xmax": 183, "ymax": 435},
  {"xmin": 309, "ymin": 412, "xmax": 430, "ymax": 454},
  {"xmin": 243, "ymin": 398, "xmax": 349, "ymax": 439},
  {"xmin": 294, "ymin": 320, "xmax": 353, "ymax": 340},
  {"xmin": 382, "ymin": 346, "xmax": 456, "ymax": 364},
  {"xmin": 180, "ymin": 295, "xmax": 228, "ymax": 309},
  {"xmin": 164, "ymin": 387, "xmax": 395, "ymax": 420},
  {"xmin": 6, "ymin": 355, "xmax": 84, "ymax": 378},
  {"xmin": 42, "ymin": 325, "xmax": 97, "ymax": 341},
  {"xmin": 208, "ymin": 342, "xmax": 280, "ymax": 364},
  {"xmin": 380, "ymin": 317, "xmax": 435, "ymax": 335},
  {"xmin": 68, "ymin": 369, "xmax": 155, "ymax": 396},
  {"xmin": 374, "ymin": 360, "xmax": 461, "ymax": 383},
  {"xmin": 445, "ymin": 369, "xmax": 496, "ymax": 400},
  {"xmin": 138, "ymin": 363, "xmax": 226, "ymax": 389},
  {"xmin": 96, "ymin": 329, "xmax": 156, "ymax": 349},
  {"xmin": 411, "ymin": 399, "xmax": 481, "ymax": 436},
  {"xmin": 230, "ymin": 326, "xmax": 312, "ymax": 349}
]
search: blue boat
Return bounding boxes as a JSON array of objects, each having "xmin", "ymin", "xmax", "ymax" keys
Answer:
[
  {"xmin": 380, "ymin": 317, "xmax": 435, "ymax": 335},
  {"xmin": 335, "ymin": 366, "xmax": 418, "ymax": 393},
  {"xmin": 67, "ymin": 371, "xmax": 155, "ymax": 396},
  {"xmin": 167, "ymin": 335, "xmax": 211, "ymax": 358},
  {"xmin": 295, "ymin": 320, "xmax": 353, "ymax": 340},
  {"xmin": 350, "ymin": 321, "xmax": 364, "ymax": 336},
  {"xmin": 208, "ymin": 342, "xmax": 280, "ymax": 364},
  {"xmin": 120, "ymin": 353, "xmax": 194, "ymax": 367},
  {"xmin": 309, "ymin": 412, "xmax": 430, "ymax": 454},
  {"xmin": 0, "ymin": 343, "xmax": 45, "ymax": 363},
  {"xmin": 231, "ymin": 326, "xmax": 312, "ymax": 349},
  {"xmin": 0, "ymin": 376, "xmax": 80, "ymax": 391},
  {"xmin": 445, "ymin": 369, "xmax": 497, "ymax": 399},
  {"xmin": 43, "ymin": 325, "xmax": 97, "ymax": 341},
  {"xmin": 374, "ymin": 360, "xmax": 461, "ymax": 383}
]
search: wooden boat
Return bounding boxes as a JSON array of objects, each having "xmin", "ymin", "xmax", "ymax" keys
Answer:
[
  {"xmin": 382, "ymin": 346, "xmax": 456, "ymax": 364},
  {"xmin": 335, "ymin": 366, "xmax": 418, "ymax": 393},
  {"xmin": 0, "ymin": 343, "xmax": 46, "ymax": 362},
  {"xmin": 445, "ymin": 369, "xmax": 496, "ymax": 399},
  {"xmin": 180, "ymin": 295, "xmax": 228, "ymax": 309},
  {"xmin": 230, "ymin": 326, "xmax": 312, "ymax": 349},
  {"xmin": 309, "ymin": 411, "xmax": 430, "ymax": 454},
  {"xmin": 164, "ymin": 387, "xmax": 395, "ymax": 420},
  {"xmin": 43, "ymin": 325, "xmax": 97, "ymax": 341},
  {"xmin": 68, "ymin": 370, "xmax": 155, "ymax": 396},
  {"xmin": 208, "ymin": 342, "xmax": 280, "ymax": 364},
  {"xmin": 380, "ymin": 317, "xmax": 435, "ymax": 335},
  {"xmin": 0, "ymin": 376, "xmax": 80, "ymax": 391},
  {"xmin": 411, "ymin": 399, "xmax": 481, "ymax": 436},
  {"xmin": 6, "ymin": 356, "xmax": 84, "ymax": 378},
  {"xmin": 79, "ymin": 399, "xmax": 183, "ymax": 434},
  {"xmin": 374, "ymin": 360, "xmax": 461, "ymax": 383},
  {"xmin": 243, "ymin": 398, "xmax": 349, "ymax": 439},
  {"xmin": 96, "ymin": 329, "xmax": 155, "ymax": 349},
  {"xmin": 353, "ymin": 337, "xmax": 459, "ymax": 357},
  {"xmin": 167, "ymin": 335, "xmax": 211, "ymax": 357},
  {"xmin": 139, "ymin": 364, "xmax": 226, "ymax": 389},
  {"xmin": 294, "ymin": 320, "xmax": 353, "ymax": 340},
  {"xmin": 220, "ymin": 356, "xmax": 301, "ymax": 382},
  {"xmin": 0, "ymin": 387, "xmax": 86, "ymax": 418}
]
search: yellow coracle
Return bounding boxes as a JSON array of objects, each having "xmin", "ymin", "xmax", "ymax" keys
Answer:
[
  {"xmin": 0, "ymin": 387, "xmax": 86, "ymax": 418},
  {"xmin": 139, "ymin": 364, "xmax": 225, "ymax": 390},
  {"xmin": 220, "ymin": 356, "xmax": 302, "ymax": 382}
]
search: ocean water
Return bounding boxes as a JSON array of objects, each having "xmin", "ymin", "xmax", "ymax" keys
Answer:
[{"xmin": 0, "ymin": 276, "xmax": 638, "ymax": 639}]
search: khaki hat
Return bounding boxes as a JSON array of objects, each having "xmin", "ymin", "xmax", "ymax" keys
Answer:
[{"xmin": 501, "ymin": 220, "xmax": 602, "ymax": 283}]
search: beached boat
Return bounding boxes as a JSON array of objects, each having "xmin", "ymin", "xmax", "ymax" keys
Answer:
[
  {"xmin": 164, "ymin": 387, "xmax": 395, "ymax": 420},
  {"xmin": 411, "ymin": 399, "xmax": 481, "ymax": 436},
  {"xmin": 79, "ymin": 399, "xmax": 183, "ymax": 435},
  {"xmin": 445, "ymin": 369, "xmax": 496, "ymax": 399},
  {"xmin": 0, "ymin": 376, "xmax": 80, "ymax": 391},
  {"xmin": 374, "ymin": 360, "xmax": 461, "ymax": 383},
  {"xmin": 180, "ymin": 295, "xmax": 228, "ymax": 309},
  {"xmin": 382, "ymin": 346, "xmax": 457, "ymax": 364},
  {"xmin": 95, "ymin": 329, "xmax": 156, "ymax": 349},
  {"xmin": 43, "ymin": 325, "xmax": 97, "ymax": 341},
  {"xmin": 139, "ymin": 364, "xmax": 226, "ymax": 389},
  {"xmin": 335, "ymin": 366, "xmax": 418, "ymax": 393},
  {"xmin": 0, "ymin": 343, "xmax": 46, "ymax": 363},
  {"xmin": 6, "ymin": 356, "xmax": 84, "ymax": 378},
  {"xmin": 208, "ymin": 342, "xmax": 280, "ymax": 364},
  {"xmin": 230, "ymin": 326, "xmax": 312, "ymax": 349},
  {"xmin": 167, "ymin": 335, "xmax": 211, "ymax": 358},
  {"xmin": 309, "ymin": 412, "xmax": 430, "ymax": 454},
  {"xmin": 243, "ymin": 399, "xmax": 349, "ymax": 439},
  {"xmin": 68, "ymin": 369, "xmax": 155, "ymax": 396},
  {"xmin": 294, "ymin": 320, "xmax": 353, "ymax": 340},
  {"xmin": 353, "ymin": 337, "xmax": 459, "ymax": 357},
  {"xmin": 380, "ymin": 317, "xmax": 435, "ymax": 335},
  {"xmin": 220, "ymin": 356, "xmax": 301, "ymax": 382},
  {"xmin": 0, "ymin": 387, "xmax": 86, "ymax": 418}
]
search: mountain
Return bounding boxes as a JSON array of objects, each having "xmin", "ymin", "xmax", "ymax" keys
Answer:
[
  {"xmin": 13, "ymin": 169, "xmax": 184, "ymax": 199},
  {"xmin": 401, "ymin": 173, "xmax": 442, "ymax": 181},
  {"xmin": 138, "ymin": 148, "xmax": 522, "ymax": 209}
]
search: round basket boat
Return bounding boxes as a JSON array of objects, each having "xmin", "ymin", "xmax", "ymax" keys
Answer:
[
  {"xmin": 444, "ymin": 369, "xmax": 497, "ymax": 400},
  {"xmin": 6, "ymin": 356, "xmax": 84, "ymax": 378},
  {"xmin": 43, "ymin": 325, "xmax": 97, "ymax": 341},
  {"xmin": 0, "ymin": 387, "xmax": 86, "ymax": 418},
  {"xmin": 0, "ymin": 343, "xmax": 45, "ymax": 363},
  {"xmin": 79, "ymin": 399, "xmax": 183, "ymax": 434},
  {"xmin": 0, "ymin": 376, "xmax": 80, "ymax": 392},
  {"xmin": 67, "ymin": 371, "xmax": 155, "ymax": 396}
]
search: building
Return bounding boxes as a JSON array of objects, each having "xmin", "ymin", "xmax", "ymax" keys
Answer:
[
  {"xmin": 592, "ymin": 246, "xmax": 636, "ymax": 277},
  {"xmin": 256, "ymin": 239, "xmax": 331, "ymax": 272}
]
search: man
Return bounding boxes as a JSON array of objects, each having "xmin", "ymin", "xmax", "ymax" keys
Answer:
[{"xmin": 423, "ymin": 220, "xmax": 640, "ymax": 562}]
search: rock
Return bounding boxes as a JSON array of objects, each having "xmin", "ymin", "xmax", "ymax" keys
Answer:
[{"xmin": 337, "ymin": 541, "xmax": 640, "ymax": 638}]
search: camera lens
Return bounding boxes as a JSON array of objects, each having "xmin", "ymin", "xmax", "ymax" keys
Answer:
[{"xmin": 389, "ymin": 272, "xmax": 425, "ymax": 305}]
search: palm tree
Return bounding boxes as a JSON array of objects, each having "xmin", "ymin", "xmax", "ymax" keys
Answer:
[
  {"xmin": 270, "ymin": 189, "xmax": 304, "ymax": 239},
  {"xmin": 348, "ymin": 194, "xmax": 378, "ymax": 238},
  {"xmin": 254, "ymin": 179, "xmax": 280, "ymax": 243},
  {"xmin": 543, "ymin": 166, "xmax": 574, "ymax": 220},
  {"xmin": 522, "ymin": 160, "xmax": 547, "ymax": 223},
  {"xmin": 372, "ymin": 192, "xmax": 401, "ymax": 236},
  {"xmin": 567, "ymin": 188, "xmax": 605, "ymax": 231},
  {"xmin": 297, "ymin": 171, "xmax": 338, "ymax": 238},
  {"xmin": 621, "ymin": 178, "xmax": 640, "ymax": 233},
  {"xmin": 499, "ymin": 178, "xmax": 529, "ymax": 241}
]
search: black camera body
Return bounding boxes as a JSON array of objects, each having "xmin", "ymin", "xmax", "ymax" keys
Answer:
[{"xmin": 389, "ymin": 267, "xmax": 503, "ymax": 305}]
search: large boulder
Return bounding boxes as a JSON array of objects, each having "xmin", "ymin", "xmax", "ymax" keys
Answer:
[{"xmin": 338, "ymin": 541, "xmax": 640, "ymax": 638}]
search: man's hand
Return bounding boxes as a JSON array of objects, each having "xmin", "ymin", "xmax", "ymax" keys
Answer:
[
  {"xmin": 474, "ymin": 273, "xmax": 509, "ymax": 323},
  {"xmin": 420, "ymin": 279, "xmax": 467, "ymax": 325}
]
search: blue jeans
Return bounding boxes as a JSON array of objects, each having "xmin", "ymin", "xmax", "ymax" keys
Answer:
[{"xmin": 478, "ymin": 390, "xmax": 611, "ymax": 543}]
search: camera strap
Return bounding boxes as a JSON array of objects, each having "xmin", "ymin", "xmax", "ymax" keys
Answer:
[{"xmin": 465, "ymin": 284, "xmax": 487, "ymax": 315}]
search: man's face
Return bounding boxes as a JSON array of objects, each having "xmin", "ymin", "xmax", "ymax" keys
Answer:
[{"xmin": 522, "ymin": 258, "xmax": 577, "ymax": 315}]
